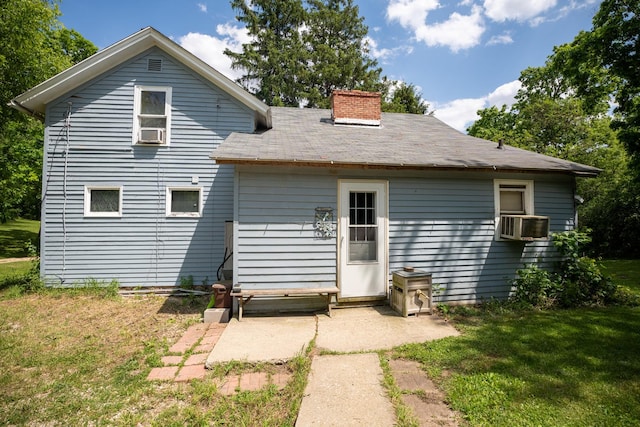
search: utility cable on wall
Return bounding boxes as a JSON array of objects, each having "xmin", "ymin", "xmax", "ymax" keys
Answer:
[{"xmin": 61, "ymin": 102, "xmax": 73, "ymax": 283}]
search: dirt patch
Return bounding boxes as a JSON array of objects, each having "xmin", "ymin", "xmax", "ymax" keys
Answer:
[{"xmin": 389, "ymin": 358, "xmax": 461, "ymax": 426}]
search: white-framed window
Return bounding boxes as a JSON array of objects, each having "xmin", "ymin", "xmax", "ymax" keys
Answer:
[
  {"xmin": 494, "ymin": 179, "xmax": 534, "ymax": 238},
  {"xmin": 84, "ymin": 186, "xmax": 123, "ymax": 217},
  {"xmin": 166, "ymin": 187, "xmax": 202, "ymax": 217},
  {"xmin": 133, "ymin": 85, "xmax": 172, "ymax": 146}
]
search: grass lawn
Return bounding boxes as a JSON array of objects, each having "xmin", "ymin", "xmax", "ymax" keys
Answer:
[
  {"xmin": 602, "ymin": 259, "xmax": 640, "ymax": 295},
  {"xmin": 0, "ymin": 290, "xmax": 308, "ymax": 426},
  {"xmin": 0, "ymin": 218, "xmax": 39, "ymax": 259},
  {"xmin": 394, "ymin": 259, "xmax": 640, "ymax": 426}
]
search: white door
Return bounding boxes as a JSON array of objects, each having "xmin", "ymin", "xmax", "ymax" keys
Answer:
[{"xmin": 338, "ymin": 180, "xmax": 387, "ymax": 299}]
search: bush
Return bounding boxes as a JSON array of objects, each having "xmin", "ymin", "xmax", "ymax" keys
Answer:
[
  {"xmin": 510, "ymin": 230, "xmax": 624, "ymax": 308},
  {"xmin": 511, "ymin": 264, "xmax": 558, "ymax": 308}
]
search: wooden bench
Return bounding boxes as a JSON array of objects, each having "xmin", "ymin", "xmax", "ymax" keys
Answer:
[{"xmin": 230, "ymin": 287, "xmax": 340, "ymax": 321}]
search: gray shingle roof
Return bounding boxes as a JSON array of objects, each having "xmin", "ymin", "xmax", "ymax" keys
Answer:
[{"xmin": 212, "ymin": 107, "xmax": 600, "ymax": 177}]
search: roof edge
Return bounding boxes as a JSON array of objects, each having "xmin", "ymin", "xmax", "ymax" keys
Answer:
[
  {"xmin": 211, "ymin": 156, "xmax": 601, "ymax": 177},
  {"xmin": 10, "ymin": 27, "xmax": 271, "ymax": 128}
]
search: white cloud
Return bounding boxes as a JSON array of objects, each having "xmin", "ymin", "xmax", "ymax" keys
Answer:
[
  {"xmin": 197, "ymin": 3, "xmax": 207, "ymax": 13},
  {"xmin": 364, "ymin": 36, "xmax": 413, "ymax": 62},
  {"xmin": 178, "ymin": 24, "xmax": 250, "ymax": 82},
  {"xmin": 387, "ymin": 1, "xmax": 485, "ymax": 52},
  {"xmin": 487, "ymin": 80, "xmax": 522, "ymax": 105},
  {"xmin": 386, "ymin": 0, "xmax": 439, "ymax": 31},
  {"xmin": 483, "ymin": 0, "xmax": 557, "ymax": 23},
  {"xmin": 486, "ymin": 32, "xmax": 513, "ymax": 45},
  {"xmin": 415, "ymin": 5, "xmax": 485, "ymax": 52},
  {"xmin": 432, "ymin": 79, "xmax": 521, "ymax": 131}
]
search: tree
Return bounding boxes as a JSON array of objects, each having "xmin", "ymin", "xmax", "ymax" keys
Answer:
[
  {"xmin": 382, "ymin": 82, "xmax": 429, "ymax": 114},
  {"xmin": 0, "ymin": 0, "xmax": 97, "ymax": 222},
  {"xmin": 554, "ymin": 0, "xmax": 640, "ymax": 160},
  {"xmin": 303, "ymin": 0, "xmax": 382, "ymax": 108},
  {"xmin": 226, "ymin": 0, "xmax": 390, "ymax": 108},
  {"xmin": 468, "ymin": 58, "xmax": 634, "ymax": 257},
  {"xmin": 225, "ymin": 0, "xmax": 308, "ymax": 106}
]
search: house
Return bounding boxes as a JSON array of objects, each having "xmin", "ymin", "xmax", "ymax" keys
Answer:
[{"xmin": 11, "ymin": 27, "xmax": 600, "ymax": 307}]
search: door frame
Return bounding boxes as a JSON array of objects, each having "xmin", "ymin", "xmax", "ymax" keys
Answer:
[{"xmin": 337, "ymin": 179, "xmax": 389, "ymax": 302}]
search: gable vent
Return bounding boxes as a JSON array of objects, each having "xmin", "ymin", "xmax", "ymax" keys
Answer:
[{"xmin": 147, "ymin": 58, "xmax": 162, "ymax": 72}]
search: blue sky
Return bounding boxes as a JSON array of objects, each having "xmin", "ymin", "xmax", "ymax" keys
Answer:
[{"xmin": 58, "ymin": 0, "xmax": 602, "ymax": 131}]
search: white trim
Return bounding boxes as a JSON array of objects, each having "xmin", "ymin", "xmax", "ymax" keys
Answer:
[
  {"xmin": 494, "ymin": 179, "xmax": 534, "ymax": 240},
  {"xmin": 166, "ymin": 186, "xmax": 203, "ymax": 217},
  {"xmin": 10, "ymin": 27, "xmax": 271, "ymax": 128},
  {"xmin": 133, "ymin": 85, "xmax": 172, "ymax": 146},
  {"xmin": 84, "ymin": 186, "xmax": 123, "ymax": 217},
  {"xmin": 337, "ymin": 179, "xmax": 388, "ymax": 299}
]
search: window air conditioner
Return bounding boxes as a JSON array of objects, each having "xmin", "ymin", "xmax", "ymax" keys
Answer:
[
  {"xmin": 139, "ymin": 128, "xmax": 164, "ymax": 144},
  {"xmin": 500, "ymin": 215, "xmax": 550, "ymax": 241}
]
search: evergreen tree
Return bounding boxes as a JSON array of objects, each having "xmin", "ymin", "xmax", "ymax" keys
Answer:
[
  {"xmin": 226, "ymin": 0, "xmax": 387, "ymax": 108},
  {"xmin": 303, "ymin": 0, "xmax": 382, "ymax": 108},
  {"xmin": 225, "ymin": 0, "xmax": 307, "ymax": 106}
]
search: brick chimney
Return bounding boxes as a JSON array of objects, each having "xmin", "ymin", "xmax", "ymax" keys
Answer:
[{"xmin": 331, "ymin": 90, "xmax": 381, "ymax": 126}]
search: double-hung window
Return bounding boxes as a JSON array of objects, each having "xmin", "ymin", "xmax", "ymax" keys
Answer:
[
  {"xmin": 166, "ymin": 187, "xmax": 202, "ymax": 217},
  {"xmin": 494, "ymin": 180, "xmax": 534, "ymax": 238},
  {"xmin": 133, "ymin": 85, "xmax": 172, "ymax": 145},
  {"xmin": 84, "ymin": 186, "xmax": 123, "ymax": 217}
]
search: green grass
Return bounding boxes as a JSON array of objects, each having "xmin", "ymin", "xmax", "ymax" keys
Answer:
[
  {"xmin": 602, "ymin": 259, "xmax": 640, "ymax": 295},
  {"xmin": 394, "ymin": 259, "xmax": 640, "ymax": 426},
  {"xmin": 396, "ymin": 305, "xmax": 640, "ymax": 426},
  {"xmin": 0, "ymin": 260, "xmax": 32, "ymax": 279},
  {"xmin": 0, "ymin": 218, "xmax": 39, "ymax": 258},
  {"xmin": 0, "ymin": 290, "xmax": 310, "ymax": 426}
]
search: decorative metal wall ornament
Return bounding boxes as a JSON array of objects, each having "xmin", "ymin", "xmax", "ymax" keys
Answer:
[{"xmin": 314, "ymin": 207, "xmax": 336, "ymax": 239}]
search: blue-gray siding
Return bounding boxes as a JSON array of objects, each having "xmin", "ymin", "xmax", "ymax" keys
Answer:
[
  {"xmin": 41, "ymin": 47, "xmax": 253, "ymax": 287},
  {"xmin": 235, "ymin": 167, "xmax": 575, "ymax": 303}
]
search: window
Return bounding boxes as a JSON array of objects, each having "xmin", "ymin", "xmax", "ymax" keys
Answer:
[
  {"xmin": 166, "ymin": 187, "xmax": 202, "ymax": 217},
  {"xmin": 84, "ymin": 186, "xmax": 122, "ymax": 217},
  {"xmin": 494, "ymin": 179, "xmax": 534, "ymax": 238},
  {"xmin": 133, "ymin": 85, "xmax": 172, "ymax": 145},
  {"xmin": 348, "ymin": 191, "xmax": 377, "ymax": 262}
]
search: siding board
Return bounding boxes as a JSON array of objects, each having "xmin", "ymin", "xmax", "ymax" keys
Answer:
[
  {"xmin": 41, "ymin": 48, "xmax": 252, "ymax": 287},
  {"xmin": 236, "ymin": 168, "xmax": 574, "ymax": 303}
]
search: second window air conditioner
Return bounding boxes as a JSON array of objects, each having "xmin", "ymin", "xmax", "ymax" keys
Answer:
[
  {"xmin": 139, "ymin": 128, "xmax": 165, "ymax": 144},
  {"xmin": 500, "ymin": 215, "xmax": 549, "ymax": 241}
]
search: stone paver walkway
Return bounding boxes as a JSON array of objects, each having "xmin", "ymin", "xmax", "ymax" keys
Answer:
[
  {"xmin": 147, "ymin": 322, "xmax": 225, "ymax": 382},
  {"xmin": 147, "ymin": 322, "xmax": 291, "ymax": 394}
]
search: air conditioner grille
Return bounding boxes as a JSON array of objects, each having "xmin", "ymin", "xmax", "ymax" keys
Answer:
[{"xmin": 500, "ymin": 215, "xmax": 549, "ymax": 241}]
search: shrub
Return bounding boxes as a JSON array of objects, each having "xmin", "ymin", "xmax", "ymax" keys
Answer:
[
  {"xmin": 511, "ymin": 264, "xmax": 558, "ymax": 308},
  {"xmin": 510, "ymin": 230, "xmax": 624, "ymax": 308}
]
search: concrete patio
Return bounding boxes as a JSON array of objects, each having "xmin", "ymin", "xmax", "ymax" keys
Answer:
[{"xmin": 205, "ymin": 306, "xmax": 459, "ymax": 365}]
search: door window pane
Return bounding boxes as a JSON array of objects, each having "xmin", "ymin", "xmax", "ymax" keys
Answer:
[{"xmin": 349, "ymin": 191, "xmax": 377, "ymax": 262}]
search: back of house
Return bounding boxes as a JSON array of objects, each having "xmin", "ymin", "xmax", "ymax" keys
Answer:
[{"xmin": 11, "ymin": 28, "xmax": 600, "ymax": 307}]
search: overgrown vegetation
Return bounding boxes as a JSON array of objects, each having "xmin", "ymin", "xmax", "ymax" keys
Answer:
[{"xmin": 510, "ymin": 230, "xmax": 638, "ymax": 309}]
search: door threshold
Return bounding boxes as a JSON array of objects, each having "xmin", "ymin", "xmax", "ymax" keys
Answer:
[{"xmin": 334, "ymin": 299, "xmax": 388, "ymax": 309}]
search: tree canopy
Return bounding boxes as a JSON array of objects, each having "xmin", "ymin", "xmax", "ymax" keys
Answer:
[
  {"xmin": 225, "ymin": 0, "xmax": 426, "ymax": 113},
  {"xmin": 0, "ymin": 0, "xmax": 97, "ymax": 222},
  {"xmin": 552, "ymin": 0, "xmax": 640, "ymax": 160},
  {"xmin": 467, "ymin": 14, "xmax": 637, "ymax": 257}
]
